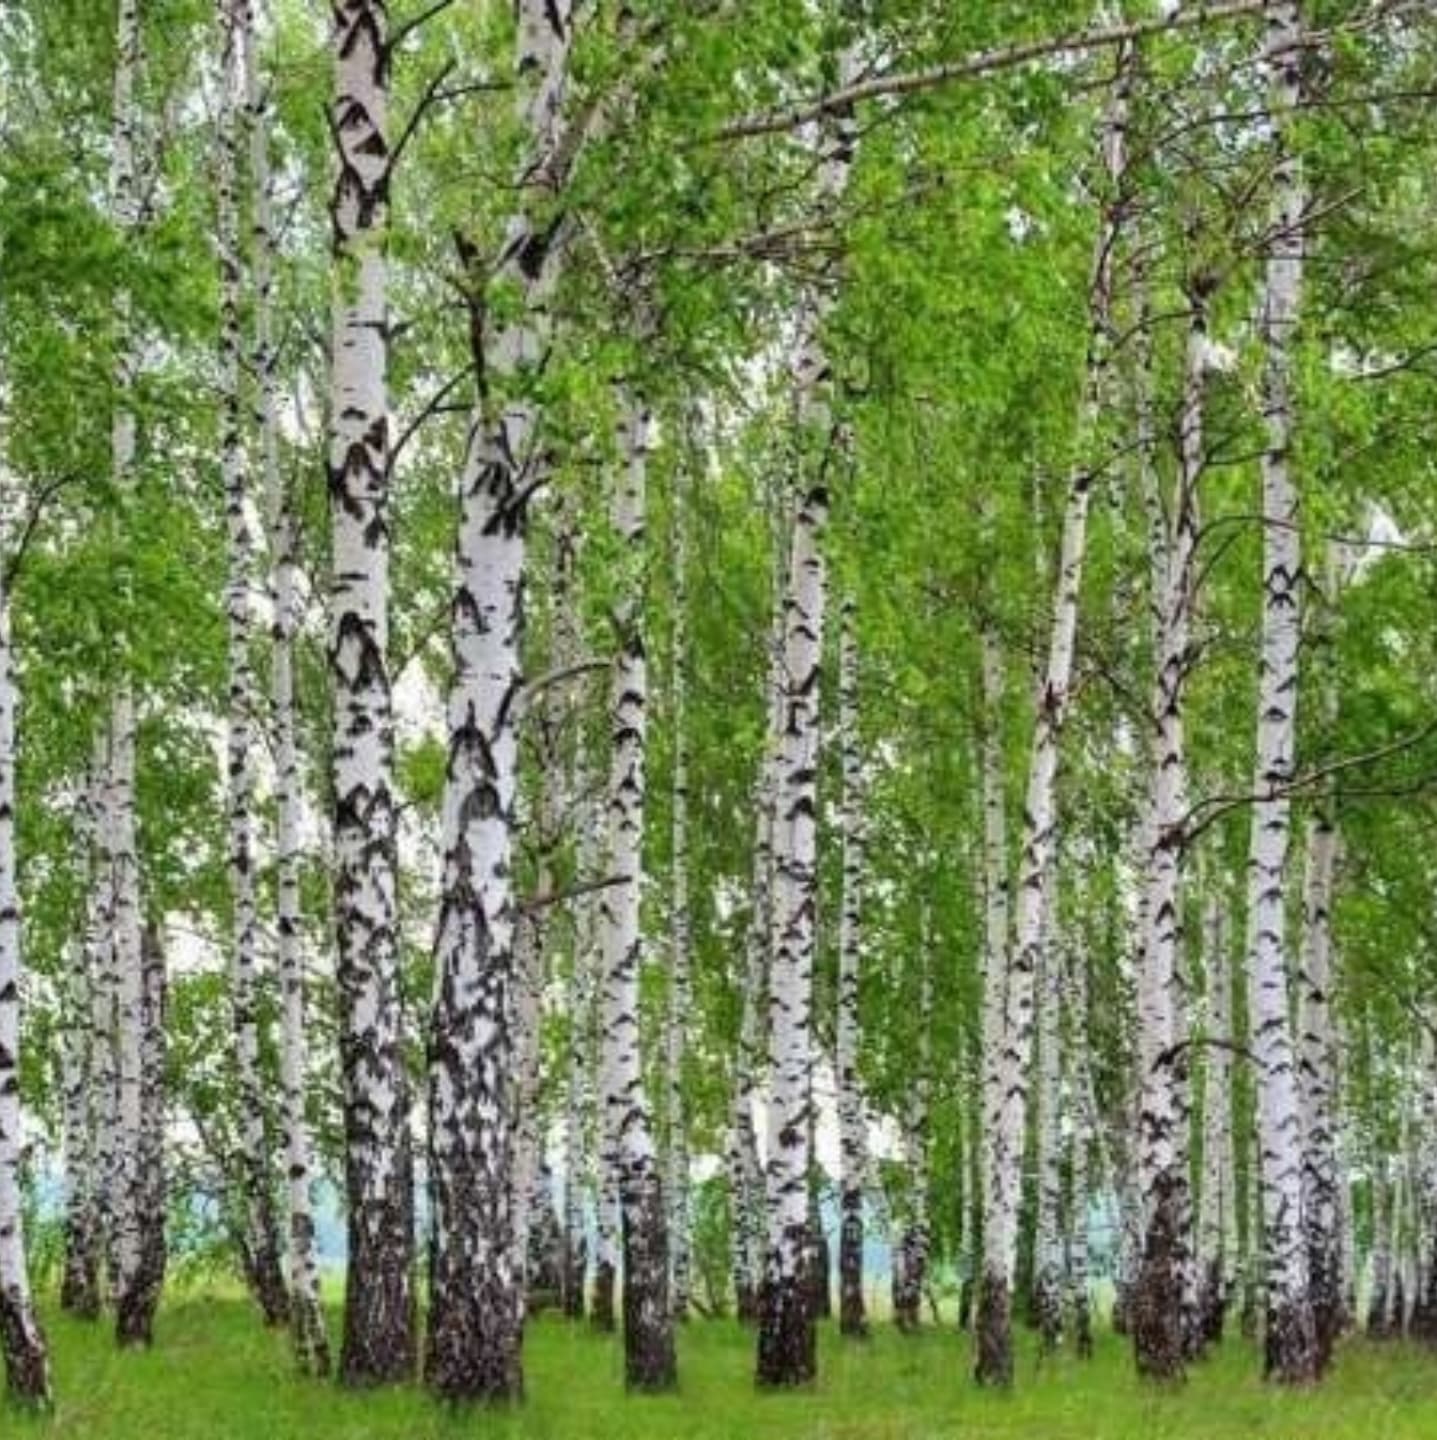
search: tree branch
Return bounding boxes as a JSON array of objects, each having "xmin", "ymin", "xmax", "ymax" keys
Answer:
[{"xmin": 710, "ymin": 0, "xmax": 1270, "ymax": 143}]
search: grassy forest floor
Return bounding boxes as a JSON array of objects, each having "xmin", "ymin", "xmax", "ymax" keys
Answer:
[{"xmin": 15, "ymin": 1295, "xmax": 1437, "ymax": 1439}]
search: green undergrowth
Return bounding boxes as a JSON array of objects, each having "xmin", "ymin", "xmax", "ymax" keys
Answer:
[{"xmin": 15, "ymin": 1295, "xmax": 1437, "ymax": 1438}]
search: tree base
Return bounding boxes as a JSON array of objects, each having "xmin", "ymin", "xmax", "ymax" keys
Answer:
[
  {"xmin": 0, "ymin": 1302, "xmax": 51, "ymax": 1408},
  {"xmin": 623, "ymin": 1174, "xmax": 677, "ymax": 1393},
  {"xmin": 974, "ymin": 1271, "xmax": 1012, "ymax": 1387},
  {"xmin": 592, "ymin": 1261, "xmax": 616, "ymax": 1333},
  {"xmin": 757, "ymin": 1269, "xmax": 815, "ymax": 1387},
  {"xmin": 1265, "ymin": 1297, "xmax": 1319, "ymax": 1385}
]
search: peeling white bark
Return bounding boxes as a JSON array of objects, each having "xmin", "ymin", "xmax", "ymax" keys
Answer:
[{"xmin": 1245, "ymin": 0, "xmax": 1316, "ymax": 1383}]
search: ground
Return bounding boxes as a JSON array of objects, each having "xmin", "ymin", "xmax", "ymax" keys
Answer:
[{"xmin": 14, "ymin": 1296, "xmax": 1437, "ymax": 1438}]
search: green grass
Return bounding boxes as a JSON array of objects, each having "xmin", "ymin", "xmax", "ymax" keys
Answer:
[{"xmin": 16, "ymin": 1295, "xmax": 1437, "ymax": 1438}]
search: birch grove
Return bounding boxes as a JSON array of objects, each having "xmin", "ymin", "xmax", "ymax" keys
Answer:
[{"xmin": 0, "ymin": 0, "xmax": 1434, "ymax": 1424}]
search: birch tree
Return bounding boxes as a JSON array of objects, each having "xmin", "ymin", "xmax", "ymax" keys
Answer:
[
  {"xmin": 836, "ymin": 596, "xmax": 867, "ymax": 1339},
  {"xmin": 0, "ymin": 541, "xmax": 50, "ymax": 1405},
  {"xmin": 328, "ymin": 0, "xmax": 414, "ymax": 1384},
  {"xmin": 1244, "ymin": 0, "xmax": 1317, "ymax": 1384},
  {"xmin": 598, "ymin": 390, "xmax": 676, "ymax": 1390},
  {"xmin": 247, "ymin": 9, "xmax": 328, "ymax": 1372},
  {"xmin": 218, "ymin": 0, "xmax": 287, "ymax": 1329},
  {"xmin": 978, "ymin": 45, "xmax": 1134, "ymax": 1386}
]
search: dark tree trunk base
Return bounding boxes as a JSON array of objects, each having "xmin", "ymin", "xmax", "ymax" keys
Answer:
[
  {"xmin": 623, "ymin": 1169, "xmax": 676, "ymax": 1392},
  {"xmin": 757, "ymin": 1267, "xmax": 815, "ymax": 1388},
  {"xmin": 0, "ymin": 1303, "xmax": 51, "ymax": 1408},
  {"xmin": 958, "ymin": 1275, "xmax": 974, "ymax": 1333},
  {"xmin": 1111, "ymin": 1280, "xmax": 1131, "ymax": 1337},
  {"xmin": 1199, "ymin": 1262, "xmax": 1227, "ymax": 1349},
  {"xmin": 60, "ymin": 1233, "xmax": 101, "ymax": 1321},
  {"xmin": 561, "ymin": 1239, "xmax": 587, "ymax": 1321},
  {"xmin": 1073, "ymin": 1295, "xmax": 1093, "ymax": 1360},
  {"xmin": 838, "ymin": 1208, "xmax": 867, "ymax": 1339},
  {"xmin": 974, "ymin": 1271, "xmax": 1013, "ymax": 1388},
  {"xmin": 735, "ymin": 1280, "xmax": 758, "ymax": 1326},
  {"xmin": 339, "ymin": 1188, "xmax": 417, "ymax": 1388},
  {"xmin": 1265, "ymin": 1296, "xmax": 1319, "ymax": 1385},
  {"xmin": 592, "ymin": 1260, "xmax": 617, "ymax": 1333},
  {"xmin": 1132, "ymin": 1180, "xmax": 1186, "ymax": 1385},
  {"xmin": 809, "ymin": 1229, "xmax": 831, "ymax": 1321}
]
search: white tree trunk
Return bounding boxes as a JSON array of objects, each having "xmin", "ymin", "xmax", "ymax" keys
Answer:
[
  {"xmin": 1197, "ymin": 893, "xmax": 1236, "ymax": 1345},
  {"xmin": 665, "ymin": 465, "xmax": 693, "ymax": 1322},
  {"xmin": 60, "ymin": 770, "xmax": 103, "ymax": 1319},
  {"xmin": 757, "ymin": 472, "xmax": 829, "ymax": 1386},
  {"xmin": 108, "ymin": 689, "xmax": 149, "ymax": 1346},
  {"xmin": 730, "ymin": 558, "xmax": 785, "ymax": 1325},
  {"xmin": 218, "ymin": 0, "xmax": 287, "ymax": 1330},
  {"xmin": 977, "ymin": 46, "xmax": 1132, "ymax": 1386},
  {"xmin": 328, "ymin": 0, "xmax": 414, "ymax": 1385},
  {"xmin": 597, "ymin": 391, "xmax": 675, "ymax": 1390},
  {"xmin": 836, "ymin": 596, "xmax": 867, "ymax": 1338},
  {"xmin": 84, "ymin": 742, "xmax": 120, "ymax": 1306},
  {"xmin": 1132, "ymin": 269, "xmax": 1211, "ymax": 1378},
  {"xmin": 1033, "ymin": 876, "xmax": 1065, "ymax": 1352},
  {"xmin": 247, "ymin": 11, "xmax": 328, "ymax": 1373},
  {"xmin": 426, "ymin": 0, "xmax": 574, "ymax": 1400},
  {"xmin": 0, "ymin": 555, "xmax": 51, "ymax": 1404},
  {"xmin": 1245, "ymin": 0, "xmax": 1316, "ymax": 1384},
  {"xmin": 1066, "ymin": 938, "xmax": 1094, "ymax": 1357},
  {"xmin": 894, "ymin": 914, "xmax": 933, "ymax": 1334},
  {"xmin": 105, "ymin": 0, "xmax": 155, "ymax": 1354},
  {"xmin": 757, "ymin": 49, "xmax": 855, "ymax": 1384}
]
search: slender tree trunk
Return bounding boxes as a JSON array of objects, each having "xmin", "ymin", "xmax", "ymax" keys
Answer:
[
  {"xmin": 109, "ymin": 690, "xmax": 150, "ymax": 1347},
  {"xmin": 1132, "ymin": 269, "xmax": 1211, "ymax": 1382},
  {"xmin": 116, "ymin": 923, "xmax": 166, "ymax": 1346},
  {"xmin": 1245, "ymin": 0, "xmax": 1317, "ymax": 1386},
  {"xmin": 978, "ymin": 47, "xmax": 1132, "ymax": 1386},
  {"xmin": 1067, "ymin": 940, "xmax": 1094, "ymax": 1359},
  {"xmin": 1197, "ymin": 894, "xmax": 1235, "ymax": 1346},
  {"xmin": 0, "ymin": 558, "xmax": 51, "ymax": 1406},
  {"xmin": 246, "ymin": 12, "xmax": 329, "ymax": 1373},
  {"xmin": 563, "ymin": 722, "xmax": 598, "ymax": 1323},
  {"xmin": 731, "ymin": 584, "xmax": 783, "ymax": 1327},
  {"xmin": 1033, "ymin": 887, "xmax": 1065, "ymax": 1354},
  {"xmin": 665, "ymin": 468, "xmax": 693, "ymax": 1322},
  {"xmin": 757, "ymin": 471, "xmax": 830, "ymax": 1387},
  {"xmin": 976, "ymin": 613, "xmax": 1013, "ymax": 1367},
  {"xmin": 1299, "ymin": 558, "xmax": 1343, "ymax": 1372},
  {"xmin": 218, "ymin": 0, "xmax": 288, "ymax": 1330},
  {"xmin": 328, "ymin": 0, "xmax": 415, "ymax": 1385},
  {"xmin": 599, "ymin": 391, "xmax": 676, "ymax": 1391},
  {"xmin": 86, "ymin": 741, "xmax": 119, "ymax": 1306},
  {"xmin": 60, "ymin": 770, "xmax": 102, "ymax": 1319},
  {"xmin": 894, "ymin": 918, "xmax": 933, "ymax": 1335},
  {"xmin": 104, "ymin": 0, "xmax": 152, "ymax": 1355},
  {"xmin": 836, "ymin": 597, "xmax": 868, "ymax": 1339}
]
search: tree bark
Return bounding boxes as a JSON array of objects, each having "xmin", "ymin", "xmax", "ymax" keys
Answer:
[
  {"xmin": 836, "ymin": 597, "xmax": 867, "ymax": 1339},
  {"xmin": 599, "ymin": 391, "xmax": 676, "ymax": 1391},
  {"xmin": 0, "ymin": 552, "xmax": 51, "ymax": 1406},
  {"xmin": 248, "ymin": 9, "xmax": 329, "ymax": 1373},
  {"xmin": 328, "ymin": 0, "xmax": 415, "ymax": 1385},
  {"xmin": 1132, "ymin": 267, "xmax": 1212, "ymax": 1383},
  {"xmin": 1245, "ymin": 0, "xmax": 1317, "ymax": 1386},
  {"xmin": 219, "ymin": 0, "xmax": 288, "ymax": 1330},
  {"xmin": 60, "ymin": 771, "xmax": 102, "ymax": 1319},
  {"xmin": 665, "ymin": 462, "xmax": 693, "ymax": 1322},
  {"xmin": 978, "ymin": 44, "xmax": 1132, "ymax": 1386}
]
